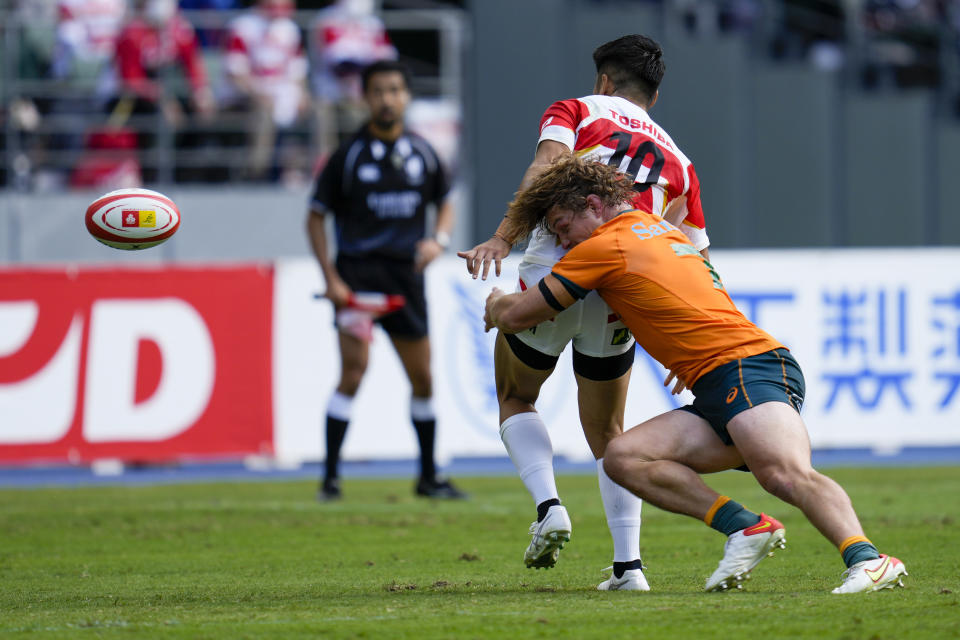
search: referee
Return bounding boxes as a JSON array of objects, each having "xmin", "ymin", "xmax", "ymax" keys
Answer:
[{"xmin": 306, "ymin": 60, "xmax": 465, "ymax": 501}]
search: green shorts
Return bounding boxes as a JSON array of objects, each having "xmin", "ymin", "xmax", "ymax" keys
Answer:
[{"xmin": 679, "ymin": 348, "xmax": 805, "ymax": 446}]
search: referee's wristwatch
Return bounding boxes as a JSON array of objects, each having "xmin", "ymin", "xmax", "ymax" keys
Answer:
[{"xmin": 433, "ymin": 230, "xmax": 452, "ymax": 250}]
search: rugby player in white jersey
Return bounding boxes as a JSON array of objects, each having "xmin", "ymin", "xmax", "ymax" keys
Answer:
[{"xmin": 458, "ymin": 34, "xmax": 710, "ymax": 591}]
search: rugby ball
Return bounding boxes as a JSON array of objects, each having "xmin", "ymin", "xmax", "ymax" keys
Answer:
[{"xmin": 85, "ymin": 188, "xmax": 180, "ymax": 250}]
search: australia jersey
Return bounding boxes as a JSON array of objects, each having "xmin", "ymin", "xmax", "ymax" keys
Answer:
[
  {"xmin": 551, "ymin": 210, "xmax": 780, "ymax": 386},
  {"xmin": 310, "ymin": 127, "xmax": 449, "ymax": 260},
  {"xmin": 526, "ymin": 94, "xmax": 708, "ymax": 266}
]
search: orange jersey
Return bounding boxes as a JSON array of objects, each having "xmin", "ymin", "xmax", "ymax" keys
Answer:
[{"xmin": 550, "ymin": 209, "xmax": 783, "ymax": 386}]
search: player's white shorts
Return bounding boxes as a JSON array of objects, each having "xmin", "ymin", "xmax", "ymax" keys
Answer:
[{"xmin": 513, "ymin": 261, "xmax": 635, "ymax": 358}]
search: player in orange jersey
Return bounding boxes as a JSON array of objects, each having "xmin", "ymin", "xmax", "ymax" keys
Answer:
[{"xmin": 484, "ymin": 154, "xmax": 907, "ymax": 594}]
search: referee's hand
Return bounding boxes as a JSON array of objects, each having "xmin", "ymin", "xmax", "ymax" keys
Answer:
[
  {"xmin": 414, "ymin": 238, "xmax": 445, "ymax": 272},
  {"xmin": 323, "ymin": 276, "xmax": 353, "ymax": 310}
]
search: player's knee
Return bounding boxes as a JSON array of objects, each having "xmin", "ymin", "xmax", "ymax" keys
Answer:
[
  {"xmin": 752, "ymin": 464, "xmax": 813, "ymax": 503},
  {"xmin": 408, "ymin": 372, "xmax": 432, "ymax": 397},
  {"xmin": 602, "ymin": 436, "xmax": 633, "ymax": 482},
  {"xmin": 596, "ymin": 423, "xmax": 623, "ymax": 449},
  {"xmin": 496, "ymin": 381, "xmax": 538, "ymax": 407},
  {"xmin": 338, "ymin": 367, "xmax": 366, "ymax": 395}
]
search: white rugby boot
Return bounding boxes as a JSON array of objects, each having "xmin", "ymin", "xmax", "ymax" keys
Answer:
[
  {"xmin": 524, "ymin": 504, "xmax": 571, "ymax": 569},
  {"xmin": 832, "ymin": 554, "xmax": 907, "ymax": 594},
  {"xmin": 597, "ymin": 566, "xmax": 650, "ymax": 591},
  {"xmin": 705, "ymin": 513, "xmax": 786, "ymax": 592}
]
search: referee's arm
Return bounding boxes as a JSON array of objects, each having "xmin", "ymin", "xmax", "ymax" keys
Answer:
[
  {"xmin": 415, "ymin": 196, "xmax": 455, "ymax": 271},
  {"xmin": 434, "ymin": 197, "xmax": 455, "ymax": 246},
  {"xmin": 306, "ymin": 205, "xmax": 351, "ymax": 308}
]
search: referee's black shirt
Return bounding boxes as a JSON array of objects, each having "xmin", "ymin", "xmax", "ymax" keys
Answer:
[{"xmin": 310, "ymin": 126, "xmax": 450, "ymax": 260}]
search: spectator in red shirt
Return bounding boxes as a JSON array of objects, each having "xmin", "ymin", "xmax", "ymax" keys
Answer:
[
  {"xmin": 102, "ymin": 0, "xmax": 215, "ymax": 127},
  {"xmin": 96, "ymin": 0, "xmax": 215, "ymax": 182}
]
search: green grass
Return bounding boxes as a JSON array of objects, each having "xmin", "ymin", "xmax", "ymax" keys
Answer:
[{"xmin": 1, "ymin": 467, "xmax": 958, "ymax": 639}]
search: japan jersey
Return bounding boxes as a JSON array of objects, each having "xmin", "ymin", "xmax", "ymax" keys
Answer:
[
  {"xmin": 222, "ymin": 12, "xmax": 307, "ymax": 126},
  {"xmin": 224, "ymin": 13, "xmax": 306, "ymax": 84},
  {"xmin": 310, "ymin": 6, "xmax": 397, "ymax": 102},
  {"xmin": 525, "ymin": 94, "xmax": 709, "ymax": 266},
  {"xmin": 55, "ymin": 0, "xmax": 125, "ymax": 64}
]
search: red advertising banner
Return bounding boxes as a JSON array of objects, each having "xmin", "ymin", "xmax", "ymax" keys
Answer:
[{"xmin": 0, "ymin": 265, "xmax": 274, "ymax": 464}]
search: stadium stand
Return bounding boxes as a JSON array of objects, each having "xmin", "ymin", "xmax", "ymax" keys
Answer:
[{"xmin": 0, "ymin": 0, "xmax": 463, "ymax": 190}]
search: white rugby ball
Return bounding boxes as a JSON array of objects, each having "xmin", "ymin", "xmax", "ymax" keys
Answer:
[{"xmin": 85, "ymin": 188, "xmax": 180, "ymax": 250}]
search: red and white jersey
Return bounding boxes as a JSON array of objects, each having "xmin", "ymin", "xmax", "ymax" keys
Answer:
[
  {"xmin": 225, "ymin": 12, "xmax": 307, "ymax": 85},
  {"xmin": 221, "ymin": 11, "xmax": 308, "ymax": 126},
  {"xmin": 56, "ymin": 0, "xmax": 125, "ymax": 62},
  {"xmin": 525, "ymin": 94, "xmax": 709, "ymax": 266},
  {"xmin": 310, "ymin": 6, "xmax": 397, "ymax": 101}
]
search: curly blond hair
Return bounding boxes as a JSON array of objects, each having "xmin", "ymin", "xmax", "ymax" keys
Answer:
[{"xmin": 506, "ymin": 153, "xmax": 635, "ymax": 240}]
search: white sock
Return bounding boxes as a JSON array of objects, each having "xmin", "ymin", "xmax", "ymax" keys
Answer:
[
  {"xmin": 499, "ymin": 412, "xmax": 559, "ymax": 506},
  {"xmin": 597, "ymin": 457, "xmax": 643, "ymax": 563},
  {"xmin": 409, "ymin": 396, "xmax": 435, "ymax": 421},
  {"xmin": 327, "ymin": 390, "xmax": 354, "ymax": 422}
]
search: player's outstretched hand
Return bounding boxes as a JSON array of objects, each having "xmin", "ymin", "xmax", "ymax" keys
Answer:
[
  {"xmin": 457, "ymin": 235, "xmax": 511, "ymax": 281},
  {"xmin": 663, "ymin": 370, "xmax": 687, "ymax": 395}
]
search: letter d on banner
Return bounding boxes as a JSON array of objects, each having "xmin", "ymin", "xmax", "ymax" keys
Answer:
[{"xmin": 84, "ymin": 299, "xmax": 215, "ymax": 441}]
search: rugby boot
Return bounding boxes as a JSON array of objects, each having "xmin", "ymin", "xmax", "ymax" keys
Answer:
[
  {"xmin": 524, "ymin": 504, "xmax": 571, "ymax": 569},
  {"xmin": 705, "ymin": 513, "xmax": 786, "ymax": 591},
  {"xmin": 415, "ymin": 476, "xmax": 468, "ymax": 499},
  {"xmin": 832, "ymin": 554, "xmax": 907, "ymax": 594},
  {"xmin": 317, "ymin": 477, "xmax": 341, "ymax": 502},
  {"xmin": 597, "ymin": 565, "xmax": 650, "ymax": 591}
]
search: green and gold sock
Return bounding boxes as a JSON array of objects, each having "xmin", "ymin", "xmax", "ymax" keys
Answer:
[
  {"xmin": 704, "ymin": 495, "xmax": 762, "ymax": 536},
  {"xmin": 840, "ymin": 535, "xmax": 880, "ymax": 567}
]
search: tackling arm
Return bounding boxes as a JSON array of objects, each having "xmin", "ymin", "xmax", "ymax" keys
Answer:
[{"xmin": 484, "ymin": 274, "xmax": 576, "ymax": 334}]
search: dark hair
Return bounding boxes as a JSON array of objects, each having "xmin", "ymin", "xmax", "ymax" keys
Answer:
[
  {"xmin": 361, "ymin": 60, "xmax": 411, "ymax": 92},
  {"xmin": 592, "ymin": 34, "xmax": 665, "ymax": 103},
  {"xmin": 506, "ymin": 154, "xmax": 635, "ymax": 239}
]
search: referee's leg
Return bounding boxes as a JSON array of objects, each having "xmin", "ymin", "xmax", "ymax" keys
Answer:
[
  {"xmin": 319, "ymin": 331, "xmax": 370, "ymax": 500},
  {"xmin": 391, "ymin": 335, "xmax": 467, "ymax": 498}
]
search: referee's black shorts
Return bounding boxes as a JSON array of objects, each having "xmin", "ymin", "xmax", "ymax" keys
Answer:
[{"xmin": 335, "ymin": 254, "xmax": 428, "ymax": 339}]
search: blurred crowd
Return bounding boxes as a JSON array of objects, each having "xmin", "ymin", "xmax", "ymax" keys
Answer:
[
  {"xmin": 3, "ymin": 0, "xmax": 960, "ymax": 191},
  {"xmin": 4, "ymin": 0, "xmax": 402, "ymax": 190}
]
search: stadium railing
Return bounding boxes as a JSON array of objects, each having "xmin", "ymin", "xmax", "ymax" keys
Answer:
[{"xmin": 0, "ymin": 6, "xmax": 467, "ymax": 190}]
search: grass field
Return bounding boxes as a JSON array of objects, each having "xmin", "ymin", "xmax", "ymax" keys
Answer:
[{"xmin": 2, "ymin": 467, "xmax": 958, "ymax": 639}]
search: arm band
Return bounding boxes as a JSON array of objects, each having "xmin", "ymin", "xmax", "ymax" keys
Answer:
[{"xmin": 538, "ymin": 279, "xmax": 566, "ymax": 312}]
